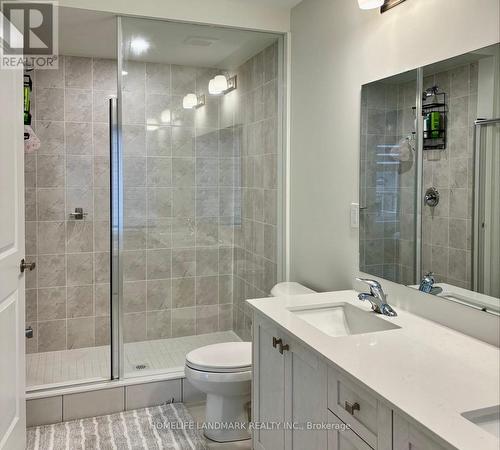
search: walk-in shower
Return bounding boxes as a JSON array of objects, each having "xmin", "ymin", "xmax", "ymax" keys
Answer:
[{"xmin": 25, "ymin": 8, "xmax": 285, "ymax": 390}]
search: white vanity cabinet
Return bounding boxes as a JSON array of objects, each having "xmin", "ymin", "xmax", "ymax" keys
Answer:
[
  {"xmin": 252, "ymin": 313, "xmax": 452, "ymax": 450},
  {"xmin": 393, "ymin": 414, "xmax": 448, "ymax": 450},
  {"xmin": 252, "ymin": 314, "xmax": 328, "ymax": 450},
  {"xmin": 253, "ymin": 316, "xmax": 287, "ymax": 449},
  {"xmin": 327, "ymin": 368, "xmax": 392, "ymax": 449},
  {"xmin": 327, "ymin": 410, "xmax": 373, "ymax": 450}
]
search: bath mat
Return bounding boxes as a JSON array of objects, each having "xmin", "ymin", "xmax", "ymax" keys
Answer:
[{"xmin": 26, "ymin": 402, "xmax": 207, "ymax": 450}]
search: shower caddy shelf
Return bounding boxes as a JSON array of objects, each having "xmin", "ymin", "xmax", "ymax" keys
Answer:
[
  {"xmin": 422, "ymin": 91, "xmax": 447, "ymax": 150},
  {"xmin": 411, "ymin": 91, "xmax": 448, "ymax": 150}
]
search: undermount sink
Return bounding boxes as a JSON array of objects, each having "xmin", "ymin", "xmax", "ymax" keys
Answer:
[
  {"xmin": 288, "ymin": 302, "xmax": 401, "ymax": 337},
  {"xmin": 462, "ymin": 406, "xmax": 500, "ymax": 439}
]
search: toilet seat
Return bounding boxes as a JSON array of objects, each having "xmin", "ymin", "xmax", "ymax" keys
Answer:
[
  {"xmin": 185, "ymin": 365, "xmax": 252, "ymax": 383},
  {"xmin": 185, "ymin": 342, "xmax": 251, "ymax": 373}
]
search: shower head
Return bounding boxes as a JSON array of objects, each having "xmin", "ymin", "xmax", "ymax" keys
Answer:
[{"xmin": 423, "ymin": 85, "xmax": 440, "ymax": 101}]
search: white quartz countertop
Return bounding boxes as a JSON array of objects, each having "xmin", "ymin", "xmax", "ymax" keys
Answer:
[{"xmin": 247, "ymin": 290, "xmax": 500, "ymax": 450}]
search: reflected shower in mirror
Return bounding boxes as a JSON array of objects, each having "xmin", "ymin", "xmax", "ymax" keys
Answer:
[
  {"xmin": 359, "ymin": 43, "xmax": 500, "ymax": 314},
  {"xmin": 359, "ymin": 70, "xmax": 419, "ymax": 286}
]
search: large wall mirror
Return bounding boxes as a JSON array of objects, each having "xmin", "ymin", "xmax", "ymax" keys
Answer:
[{"xmin": 359, "ymin": 43, "xmax": 500, "ymax": 314}]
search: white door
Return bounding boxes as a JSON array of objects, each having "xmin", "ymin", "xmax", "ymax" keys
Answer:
[{"xmin": 0, "ymin": 15, "xmax": 26, "ymax": 450}]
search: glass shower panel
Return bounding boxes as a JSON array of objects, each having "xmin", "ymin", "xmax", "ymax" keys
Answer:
[
  {"xmin": 474, "ymin": 121, "xmax": 500, "ymax": 297},
  {"xmin": 118, "ymin": 17, "xmax": 282, "ymax": 378},
  {"xmin": 360, "ymin": 71, "xmax": 419, "ymax": 285},
  {"xmin": 25, "ymin": 51, "xmax": 115, "ymax": 389}
]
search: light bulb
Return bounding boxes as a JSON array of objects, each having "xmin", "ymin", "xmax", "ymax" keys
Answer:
[
  {"xmin": 208, "ymin": 79, "xmax": 217, "ymax": 95},
  {"xmin": 214, "ymin": 75, "xmax": 228, "ymax": 92},
  {"xmin": 183, "ymin": 93, "xmax": 198, "ymax": 109},
  {"xmin": 208, "ymin": 75, "xmax": 228, "ymax": 95},
  {"xmin": 130, "ymin": 37, "xmax": 150, "ymax": 55},
  {"xmin": 358, "ymin": 0, "xmax": 384, "ymax": 9}
]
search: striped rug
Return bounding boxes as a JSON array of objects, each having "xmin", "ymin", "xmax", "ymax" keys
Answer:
[{"xmin": 26, "ymin": 403, "xmax": 207, "ymax": 450}]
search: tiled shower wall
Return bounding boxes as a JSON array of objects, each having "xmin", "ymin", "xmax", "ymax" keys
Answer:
[
  {"xmin": 25, "ymin": 55, "xmax": 116, "ymax": 353},
  {"xmin": 118, "ymin": 60, "xmax": 239, "ymax": 343},
  {"xmin": 232, "ymin": 43, "xmax": 279, "ymax": 341},
  {"xmin": 25, "ymin": 43, "xmax": 280, "ymax": 352},
  {"xmin": 421, "ymin": 62, "xmax": 478, "ymax": 289},
  {"xmin": 360, "ymin": 78, "xmax": 417, "ymax": 285}
]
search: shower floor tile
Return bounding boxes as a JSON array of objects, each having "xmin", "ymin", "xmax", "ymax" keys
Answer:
[{"xmin": 26, "ymin": 331, "xmax": 241, "ymax": 389}]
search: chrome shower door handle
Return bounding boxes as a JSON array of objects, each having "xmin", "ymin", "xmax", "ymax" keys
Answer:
[{"xmin": 69, "ymin": 207, "xmax": 88, "ymax": 220}]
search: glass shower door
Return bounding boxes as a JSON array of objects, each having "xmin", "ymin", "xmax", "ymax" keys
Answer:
[
  {"xmin": 115, "ymin": 16, "xmax": 283, "ymax": 379},
  {"xmin": 360, "ymin": 70, "xmax": 419, "ymax": 285},
  {"xmin": 473, "ymin": 119, "xmax": 500, "ymax": 298}
]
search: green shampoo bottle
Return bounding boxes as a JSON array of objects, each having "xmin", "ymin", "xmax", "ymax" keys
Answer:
[{"xmin": 430, "ymin": 111, "xmax": 441, "ymax": 138}]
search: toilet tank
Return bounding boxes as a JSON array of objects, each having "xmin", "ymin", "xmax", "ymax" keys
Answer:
[{"xmin": 271, "ymin": 282, "xmax": 316, "ymax": 297}]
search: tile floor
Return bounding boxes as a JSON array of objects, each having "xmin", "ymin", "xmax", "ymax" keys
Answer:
[{"xmin": 27, "ymin": 331, "xmax": 241, "ymax": 389}]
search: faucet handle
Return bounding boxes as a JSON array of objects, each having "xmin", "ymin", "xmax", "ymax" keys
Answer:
[{"xmin": 356, "ymin": 278, "xmax": 382, "ymax": 290}]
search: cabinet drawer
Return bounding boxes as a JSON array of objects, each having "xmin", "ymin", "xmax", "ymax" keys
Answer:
[
  {"xmin": 328, "ymin": 368, "xmax": 391, "ymax": 449},
  {"xmin": 328, "ymin": 410, "xmax": 373, "ymax": 450}
]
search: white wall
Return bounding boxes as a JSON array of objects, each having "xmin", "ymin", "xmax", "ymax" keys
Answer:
[
  {"xmin": 57, "ymin": 0, "xmax": 290, "ymax": 32},
  {"xmin": 289, "ymin": 0, "xmax": 500, "ymax": 344},
  {"xmin": 290, "ymin": 0, "xmax": 499, "ymax": 290}
]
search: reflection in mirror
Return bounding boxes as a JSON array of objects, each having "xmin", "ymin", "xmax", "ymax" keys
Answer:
[
  {"xmin": 359, "ymin": 70, "xmax": 418, "ymax": 286},
  {"xmin": 359, "ymin": 43, "xmax": 500, "ymax": 314},
  {"xmin": 421, "ymin": 44, "xmax": 500, "ymax": 309}
]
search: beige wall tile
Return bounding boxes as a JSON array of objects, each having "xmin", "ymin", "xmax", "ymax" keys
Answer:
[
  {"xmin": 38, "ymin": 320, "xmax": 66, "ymax": 352},
  {"xmin": 125, "ymin": 380, "xmax": 181, "ymax": 411},
  {"xmin": 63, "ymin": 388, "xmax": 124, "ymax": 421},
  {"xmin": 27, "ymin": 396, "xmax": 63, "ymax": 427}
]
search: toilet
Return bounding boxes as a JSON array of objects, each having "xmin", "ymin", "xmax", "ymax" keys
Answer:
[{"xmin": 184, "ymin": 282, "xmax": 315, "ymax": 442}]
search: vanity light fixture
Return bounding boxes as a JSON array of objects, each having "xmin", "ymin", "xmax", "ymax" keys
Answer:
[
  {"xmin": 380, "ymin": 0, "xmax": 407, "ymax": 12},
  {"xmin": 358, "ymin": 0, "xmax": 384, "ymax": 9},
  {"xmin": 208, "ymin": 74, "xmax": 237, "ymax": 95},
  {"xmin": 182, "ymin": 93, "xmax": 205, "ymax": 109}
]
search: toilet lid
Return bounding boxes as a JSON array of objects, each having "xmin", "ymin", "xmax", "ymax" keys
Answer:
[{"xmin": 185, "ymin": 342, "xmax": 252, "ymax": 373}]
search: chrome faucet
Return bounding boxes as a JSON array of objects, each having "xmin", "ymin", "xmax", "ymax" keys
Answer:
[
  {"xmin": 419, "ymin": 272, "xmax": 443, "ymax": 295},
  {"xmin": 356, "ymin": 278, "xmax": 397, "ymax": 317}
]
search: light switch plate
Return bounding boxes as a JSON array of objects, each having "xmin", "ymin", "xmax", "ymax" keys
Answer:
[{"xmin": 350, "ymin": 203, "xmax": 359, "ymax": 228}]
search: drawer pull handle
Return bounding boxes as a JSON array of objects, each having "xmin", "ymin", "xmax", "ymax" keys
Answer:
[
  {"xmin": 278, "ymin": 342, "xmax": 289, "ymax": 354},
  {"xmin": 345, "ymin": 401, "xmax": 360, "ymax": 415},
  {"xmin": 272, "ymin": 337, "xmax": 282, "ymax": 348}
]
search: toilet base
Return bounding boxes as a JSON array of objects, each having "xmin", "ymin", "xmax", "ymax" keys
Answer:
[{"xmin": 203, "ymin": 393, "xmax": 251, "ymax": 442}]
